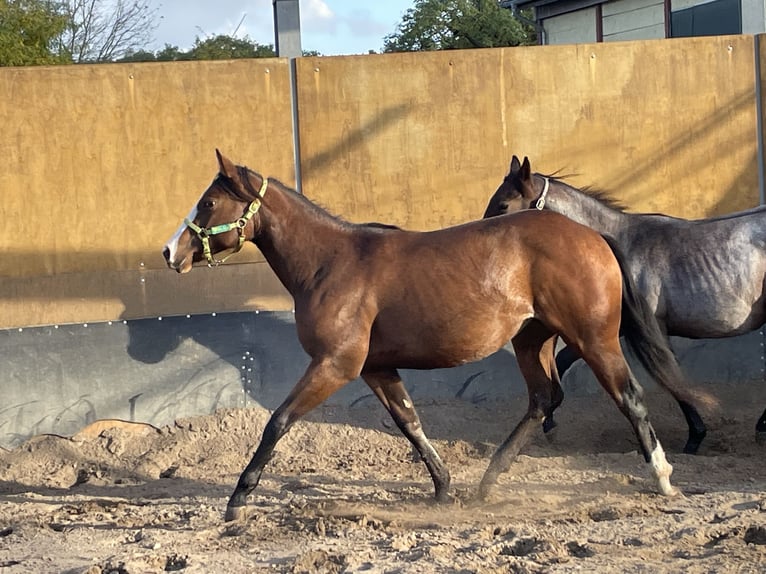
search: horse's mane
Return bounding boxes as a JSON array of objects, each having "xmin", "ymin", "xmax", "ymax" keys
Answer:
[
  {"xmin": 362, "ymin": 222, "xmax": 403, "ymax": 231},
  {"xmin": 538, "ymin": 171, "xmax": 627, "ymax": 213},
  {"xmin": 225, "ymin": 167, "xmax": 402, "ymax": 231}
]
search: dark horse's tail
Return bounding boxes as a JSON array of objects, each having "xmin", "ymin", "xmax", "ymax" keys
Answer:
[{"xmin": 600, "ymin": 234, "xmax": 717, "ymax": 452}]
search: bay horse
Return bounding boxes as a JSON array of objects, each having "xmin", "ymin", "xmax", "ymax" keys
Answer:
[
  {"xmin": 163, "ymin": 150, "xmax": 711, "ymax": 522},
  {"xmin": 484, "ymin": 155, "xmax": 763, "ymax": 454}
]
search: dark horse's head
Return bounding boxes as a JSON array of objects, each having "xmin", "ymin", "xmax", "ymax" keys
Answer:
[
  {"xmin": 483, "ymin": 155, "xmax": 545, "ymax": 218},
  {"xmin": 163, "ymin": 150, "xmax": 266, "ymax": 273}
]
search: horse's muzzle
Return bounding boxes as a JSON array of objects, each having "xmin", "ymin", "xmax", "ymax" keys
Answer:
[{"xmin": 162, "ymin": 246, "xmax": 192, "ymax": 274}]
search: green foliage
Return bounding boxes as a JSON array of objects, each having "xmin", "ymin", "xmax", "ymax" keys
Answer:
[
  {"xmin": 383, "ymin": 0, "xmax": 535, "ymax": 53},
  {"xmin": 115, "ymin": 48, "xmax": 156, "ymax": 62},
  {"xmin": 117, "ymin": 35, "xmax": 281, "ymax": 62},
  {"xmin": 187, "ymin": 34, "xmax": 276, "ymax": 60},
  {"xmin": 0, "ymin": 0, "xmax": 71, "ymax": 66}
]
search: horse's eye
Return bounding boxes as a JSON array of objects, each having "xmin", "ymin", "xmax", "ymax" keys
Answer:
[
  {"xmin": 202, "ymin": 199, "xmax": 216, "ymax": 210},
  {"xmin": 498, "ymin": 202, "xmax": 509, "ymax": 212}
]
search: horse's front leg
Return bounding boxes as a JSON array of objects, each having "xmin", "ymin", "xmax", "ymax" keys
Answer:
[
  {"xmin": 362, "ymin": 369, "xmax": 451, "ymax": 501},
  {"xmin": 225, "ymin": 357, "xmax": 358, "ymax": 521}
]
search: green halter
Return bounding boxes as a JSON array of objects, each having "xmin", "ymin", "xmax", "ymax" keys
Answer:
[{"xmin": 185, "ymin": 177, "xmax": 268, "ymax": 267}]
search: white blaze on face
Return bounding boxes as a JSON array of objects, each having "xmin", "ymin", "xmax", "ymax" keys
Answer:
[{"xmin": 164, "ymin": 204, "xmax": 198, "ymax": 264}]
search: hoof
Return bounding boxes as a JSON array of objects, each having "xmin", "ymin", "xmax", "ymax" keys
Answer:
[
  {"xmin": 682, "ymin": 431, "xmax": 706, "ymax": 455},
  {"xmin": 476, "ymin": 482, "xmax": 492, "ymax": 502},
  {"xmin": 432, "ymin": 492, "xmax": 457, "ymax": 506},
  {"xmin": 542, "ymin": 417, "xmax": 557, "ymax": 434},
  {"xmin": 225, "ymin": 505, "xmax": 247, "ymax": 522},
  {"xmin": 682, "ymin": 442, "xmax": 700, "ymax": 455},
  {"xmin": 756, "ymin": 431, "xmax": 766, "ymax": 446},
  {"xmin": 544, "ymin": 425, "xmax": 559, "ymax": 445},
  {"xmin": 662, "ymin": 486, "xmax": 683, "ymax": 498},
  {"xmin": 656, "ymin": 479, "xmax": 681, "ymax": 497}
]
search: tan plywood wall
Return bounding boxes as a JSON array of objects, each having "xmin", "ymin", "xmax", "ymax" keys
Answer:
[
  {"xmin": 297, "ymin": 35, "xmax": 758, "ymax": 232},
  {"xmin": 0, "ymin": 34, "xmax": 762, "ymax": 329},
  {"xmin": 0, "ymin": 59, "xmax": 295, "ymax": 327}
]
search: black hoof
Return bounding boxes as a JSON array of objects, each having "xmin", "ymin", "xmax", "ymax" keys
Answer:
[
  {"xmin": 683, "ymin": 430, "xmax": 706, "ymax": 455},
  {"xmin": 225, "ymin": 505, "xmax": 247, "ymax": 522},
  {"xmin": 756, "ymin": 416, "xmax": 766, "ymax": 444},
  {"xmin": 542, "ymin": 417, "xmax": 557, "ymax": 434}
]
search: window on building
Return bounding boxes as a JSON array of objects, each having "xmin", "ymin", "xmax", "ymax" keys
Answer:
[{"xmin": 670, "ymin": 0, "xmax": 741, "ymax": 37}]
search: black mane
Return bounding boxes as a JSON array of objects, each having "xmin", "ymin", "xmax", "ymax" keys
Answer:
[
  {"xmin": 578, "ymin": 185, "xmax": 627, "ymax": 213},
  {"xmin": 362, "ymin": 222, "xmax": 403, "ymax": 231},
  {"xmin": 226, "ymin": 166, "xmax": 402, "ymax": 231},
  {"xmin": 540, "ymin": 172, "xmax": 627, "ymax": 213}
]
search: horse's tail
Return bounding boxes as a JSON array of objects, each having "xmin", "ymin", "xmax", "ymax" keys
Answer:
[{"xmin": 601, "ymin": 234, "xmax": 718, "ymax": 412}]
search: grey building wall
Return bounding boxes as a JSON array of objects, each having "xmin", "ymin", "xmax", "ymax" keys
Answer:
[{"xmin": 533, "ymin": 0, "xmax": 764, "ymax": 44}]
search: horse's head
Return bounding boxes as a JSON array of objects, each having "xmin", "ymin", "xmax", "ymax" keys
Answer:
[
  {"xmin": 483, "ymin": 155, "xmax": 543, "ymax": 218},
  {"xmin": 163, "ymin": 150, "xmax": 267, "ymax": 273}
]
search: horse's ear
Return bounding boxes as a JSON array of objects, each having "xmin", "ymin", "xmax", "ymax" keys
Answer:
[
  {"xmin": 510, "ymin": 155, "xmax": 522, "ymax": 174},
  {"xmin": 520, "ymin": 156, "xmax": 532, "ymax": 182},
  {"xmin": 216, "ymin": 149, "xmax": 237, "ymax": 178}
]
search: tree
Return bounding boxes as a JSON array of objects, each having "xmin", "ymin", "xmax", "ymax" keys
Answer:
[
  {"xmin": 58, "ymin": 0, "xmax": 158, "ymax": 63},
  {"xmin": 383, "ymin": 0, "xmax": 535, "ymax": 52},
  {"xmin": 117, "ymin": 35, "xmax": 325, "ymax": 63},
  {"xmin": 0, "ymin": 0, "xmax": 71, "ymax": 66},
  {"xmin": 186, "ymin": 34, "xmax": 276, "ymax": 60}
]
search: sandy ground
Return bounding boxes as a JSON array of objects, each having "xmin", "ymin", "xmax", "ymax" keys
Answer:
[{"xmin": 1, "ymin": 380, "xmax": 765, "ymax": 573}]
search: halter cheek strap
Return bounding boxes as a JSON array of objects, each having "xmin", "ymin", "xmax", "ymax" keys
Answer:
[
  {"xmin": 185, "ymin": 177, "xmax": 268, "ymax": 267},
  {"xmin": 535, "ymin": 177, "xmax": 550, "ymax": 210}
]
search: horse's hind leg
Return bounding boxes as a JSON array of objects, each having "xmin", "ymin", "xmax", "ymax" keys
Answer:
[
  {"xmin": 757, "ymin": 408, "xmax": 766, "ymax": 444},
  {"xmin": 479, "ymin": 322, "xmax": 556, "ymax": 499},
  {"xmin": 581, "ymin": 344, "xmax": 679, "ymax": 496},
  {"xmin": 555, "ymin": 345, "xmax": 581, "ymax": 380},
  {"xmin": 678, "ymin": 400, "xmax": 706, "ymax": 454},
  {"xmin": 362, "ymin": 370, "xmax": 451, "ymax": 501},
  {"xmin": 542, "ymin": 342, "xmax": 564, "ymax": 434}
]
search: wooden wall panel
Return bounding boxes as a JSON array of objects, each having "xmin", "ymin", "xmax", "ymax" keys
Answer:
[
  {"xmin": 0, "ymin": 34, "xmax": 761, "ymax": 329},
  {"xmin": 0, "ymin": 58, "xmax": 295, "ymax": 279},
  {"xmin": 500, "ymin": 35, "xmax": 758, "ymax": 217},
  {"xmin": 0, "ymin": 261, "xmax": 292, "ymax": 329},
  {"xmin": 295, "ymin": 49, "xmax": 514, "ymax": 231},
  {"xmin": 296, "ymin": 35, "xmax": 757, "ymax": 234},
  {"xmin": 0, "ymin": 59, "xmax": 295, "ymax": 328}
]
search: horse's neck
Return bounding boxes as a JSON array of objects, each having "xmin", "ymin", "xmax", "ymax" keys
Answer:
[
  {"xmin": 254, "ymin": 188, "xmax": 348, "ymax": 296},
  {"xmin": 547, "ymin": 182, "xmax": 627, "ymax": 237}
]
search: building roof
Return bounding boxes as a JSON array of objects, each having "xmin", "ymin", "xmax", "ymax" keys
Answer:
[
  {"xmin": 503, "ymin": 0, "xmax": 604, "ymax": 19},
  {"xmin": 501, "ymin": 0, "xmax": 563, "ymax": 10}
]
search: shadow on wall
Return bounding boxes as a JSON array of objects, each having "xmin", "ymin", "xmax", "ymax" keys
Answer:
[
  {"xmin": 125, "ymin": 310, "xmax": 526, "ymax": 415},
  {"xmin": 0, "ymin": 311, "xmax": 525, "ymax": 449},
  {"xmin": 614, "ymin": 88, "xmax": 754, "ymax": 199}
]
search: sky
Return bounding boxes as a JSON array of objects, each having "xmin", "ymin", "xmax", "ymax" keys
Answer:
[{"xmin": 150, "ymin": 0, "xmax": 416, "ymax": 56}]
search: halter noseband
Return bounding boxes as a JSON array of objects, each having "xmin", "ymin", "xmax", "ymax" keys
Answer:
[
  {"xmin": 184, "ymin": 176, "xmax": 268, "ymax": 267},
  {"xmin": 535, "ymin": 177, "xmax": 550, "ymax": 210}
]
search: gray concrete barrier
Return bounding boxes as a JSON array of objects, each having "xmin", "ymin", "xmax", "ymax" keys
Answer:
[{"xmin": 1, "ymin": 311, "xmax": 762, "ymax": 448}]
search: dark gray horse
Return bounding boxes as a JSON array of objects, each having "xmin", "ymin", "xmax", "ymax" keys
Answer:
[{"xmin": 484, "ymin": 155, "xmax": 766, "ymax": 454}]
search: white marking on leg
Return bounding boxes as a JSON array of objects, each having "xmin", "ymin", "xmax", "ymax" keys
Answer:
[
  {"xmin": 402, "ymin": 398, "xmax": 412, "ymax": 409},
  {"xmin": 410, "ymin": 426, "xmax": 442, "ymax": 464},
  {"xmin": 164, "ymin": 204, "xmax": 198, "ymax": 262},
  {"xmin": 650, "ymin": 442, "xmax": 679, "ymax": 496}
]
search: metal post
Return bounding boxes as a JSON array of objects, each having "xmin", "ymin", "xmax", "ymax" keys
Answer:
[
  {"xmin": 755, "ymin": 35, "xmax": 765, "ymax": 206},
  {"xmin": 273, "ymin": 0, "xmax": 302, "ymax": 58}
]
